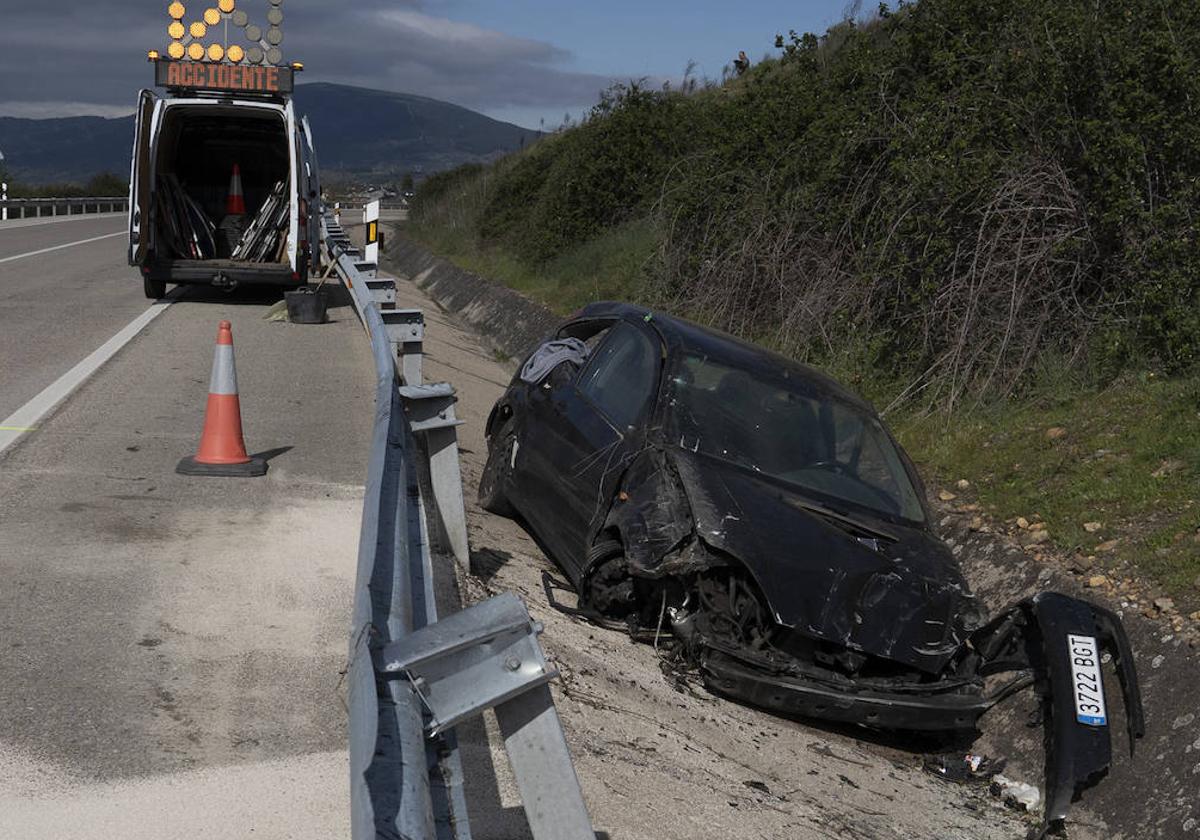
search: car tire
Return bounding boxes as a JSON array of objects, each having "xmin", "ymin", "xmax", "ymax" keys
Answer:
[
  {"xmin": 143, "ymin": 275, "xmax": 167, "ymax": 300},
  {"xmin": 478, "ymin": 423, "xmax": 516, "ymax": 517}
]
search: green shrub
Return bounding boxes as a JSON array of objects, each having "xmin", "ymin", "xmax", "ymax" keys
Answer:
[{"xmin": 413, "ymin": 0, "xmax": 1200, "ymax": 406}]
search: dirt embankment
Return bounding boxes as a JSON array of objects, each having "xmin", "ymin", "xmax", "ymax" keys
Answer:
[{"xmin": 381, "ymin": 230, "xmax": 1194, "ymax": 839}]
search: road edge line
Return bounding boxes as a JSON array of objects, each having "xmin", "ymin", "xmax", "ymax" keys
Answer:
[
  {"xmin": 0, "ymin": 294, "xmax": 176, "ymax": 455},
  {"xmin": 0, "ymin": 231, "xmax": 126, "ymax": 266}
]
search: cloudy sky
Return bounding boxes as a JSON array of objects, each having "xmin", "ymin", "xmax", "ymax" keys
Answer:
[{"xmin": 0, "ymin": 1, "xmax": 852, "ymax": 129}]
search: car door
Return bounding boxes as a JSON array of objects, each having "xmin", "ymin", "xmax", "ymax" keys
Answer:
[
  {"xmin": 516, "ymin": 320, "xmax": 663, "ymax": 579},
  {"xmin": 127, "ymin": 89, "xmax": 157, "ymax": 266}
]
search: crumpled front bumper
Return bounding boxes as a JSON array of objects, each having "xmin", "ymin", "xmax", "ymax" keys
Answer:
[{"xmin": 699, "ymin": 591, "xmax": 1144, "ymax": 837}]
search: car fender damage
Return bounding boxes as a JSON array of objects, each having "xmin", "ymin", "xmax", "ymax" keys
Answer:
[{"xmin": 580, "ymin": 445, "xmax": 1144, "ymax": 837}]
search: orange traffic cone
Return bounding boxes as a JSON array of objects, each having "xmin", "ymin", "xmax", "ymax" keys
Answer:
[
  {"xmin": 226, "ymin": 164, "xmax": 246, "ymax": 215},
  {"xmin": 177, "ymin": 321, "xmax": 267, "ymax": 477}
]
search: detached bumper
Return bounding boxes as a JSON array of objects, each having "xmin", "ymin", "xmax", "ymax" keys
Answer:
[{"xmin": 701, "ymin": 651, "xmax": 997, "ymax": 731}]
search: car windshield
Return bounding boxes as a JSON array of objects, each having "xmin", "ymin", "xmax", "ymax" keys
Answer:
[{"xmin": 666, "ymin": 353, "xmax": 926, "ymax": 524}]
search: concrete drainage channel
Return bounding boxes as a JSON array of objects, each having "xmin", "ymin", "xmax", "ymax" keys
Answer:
[{"xmin": 323, "ymin": 208, "xmax": 595, "ymax": 840}]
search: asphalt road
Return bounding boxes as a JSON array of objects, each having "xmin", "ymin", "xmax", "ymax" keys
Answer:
[
  {"xmin": 0, "ymin": 215, "xmax": 138, "ymax": 419},
  {"xmin": 0, "ymin": 216, "xmax": 376, "ymax": 837}
]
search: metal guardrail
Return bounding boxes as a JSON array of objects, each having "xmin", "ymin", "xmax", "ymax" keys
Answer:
[
  {"xmin": 323, "ymin": 211, "xmax": 594, "ymax": 840},
  {"xmin": 0, "ymin": 196, "xmax": 129, "ymax": 220}
]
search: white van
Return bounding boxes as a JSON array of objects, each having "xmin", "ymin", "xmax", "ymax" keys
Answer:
[{"xmin": 127, "ymin": 62, "xmax": 321, "ymax": 299}]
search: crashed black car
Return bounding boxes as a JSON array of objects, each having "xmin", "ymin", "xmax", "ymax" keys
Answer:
[{"xmin": 480, "ymin": 302, "xmax": 1144, "ymax": 836}]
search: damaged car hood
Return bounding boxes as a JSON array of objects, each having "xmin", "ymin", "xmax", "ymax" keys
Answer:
[{"xmin": 669, "ymin": 449, "xmax": 981, "ymax": 675}]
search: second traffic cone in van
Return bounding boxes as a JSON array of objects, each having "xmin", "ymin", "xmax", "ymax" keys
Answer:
[
  {"xmin": 177, "ymin": 321, "xmax": 267, "ymax": 477},
  {"xmin": 226, "ymin": 164, "xmax": 246, "ymax": 215}
]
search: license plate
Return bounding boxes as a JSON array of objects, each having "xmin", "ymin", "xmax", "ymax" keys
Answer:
[{"xmin": 1067, "ymin": 634, "xmax": 1108, "ymax": 727}]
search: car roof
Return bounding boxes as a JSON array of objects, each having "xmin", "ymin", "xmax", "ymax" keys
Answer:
[{"xmin": 574, "ymin": 301, "xmax": 874, "ymax": 413}]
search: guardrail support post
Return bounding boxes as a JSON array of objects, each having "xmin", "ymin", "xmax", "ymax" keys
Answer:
[
  {"xmin": 495, "ymin": 685, "xmax": 596, "ymax": 840},
  {"xmin": 399, "ymin": 383, "xmax": 469, "ymax": 567},
  {"xmin": 375, "ymin": 593, "xmax": 595, "ymax": 840},
  {"xmin": 381, "ymin": 309, "xmax": 424, "ymax": 386}
]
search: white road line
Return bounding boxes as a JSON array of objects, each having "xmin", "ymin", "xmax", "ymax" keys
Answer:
[
  {"xmin": 0, "ymin": 231, "xmax": 125, "ymax": 266},
  {"xmin": 0, "ymin": 295, "xmax": 176, "ymax": 455}
]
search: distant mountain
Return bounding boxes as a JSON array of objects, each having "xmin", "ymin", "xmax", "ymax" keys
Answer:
[
  {"xmin": 0, "ymin": 115, "xmax": 135, "ymax": 184},
  {"xmin": 0, "ymin": 83, "xmax": 537, "ymax": 184},
  {"xmin": 294, "ymin": 84, "xmax": 537, "ymax": 177}
]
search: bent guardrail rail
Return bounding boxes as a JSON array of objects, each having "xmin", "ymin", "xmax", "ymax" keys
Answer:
[
  {"xmin": 323, "ymin": 212, "xmax": 595, "ymax": 840},
  {"xmin": 0, "ymin": 196, "xmax": 129, "ymax": 220}
]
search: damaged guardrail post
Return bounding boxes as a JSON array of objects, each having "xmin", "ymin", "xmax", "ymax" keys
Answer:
[
  {"xmin": 375, "ymin": 593, "xmax": 595, "ymax": 840},
  {"xmin": 400, "ymin": 382, "xmax": 470, "ymax": 568}
]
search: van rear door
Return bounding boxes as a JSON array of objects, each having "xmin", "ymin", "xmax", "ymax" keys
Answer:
[
  {"xmin": 299, "ymin": 115, "xmax": 322, "ymax": 261},
  {"xmin": 284, "ymin": 100, "xmax": 300, "ymax": 277},
  {"xmin": 128, "ymin": 89, "xmax": 157, "ymax": 266}
]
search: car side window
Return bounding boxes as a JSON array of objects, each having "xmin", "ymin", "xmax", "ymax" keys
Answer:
[{"xmin": 576, "ymin": 322, "xmax": 660, "ymax": 430}]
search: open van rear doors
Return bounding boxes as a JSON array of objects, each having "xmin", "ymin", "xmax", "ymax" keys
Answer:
[{"xmin": 128, "ymin": 89, "xmax": 157, "ymax": 266}]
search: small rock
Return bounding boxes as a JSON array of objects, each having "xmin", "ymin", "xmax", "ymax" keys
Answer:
[
  {"xmin": 1029, "ymin": 521, "xmax": 1047, "ymax": 532},
  {"xmin": 1152, "ymin": 458, "xmax": 1184, "ymax": 479},
  {"xmin": 938, "ymin": 490, "xmax": 957, "ymax": 502},
  {"xmin": 1088, "ymin": 575, "xmax": 1108, "ymax": 589},
  {"xmin": 1155, "ymin": 597, "xmax": 1176, "ymax": 613},
  {"xmin": 969, "ymin": 517, "xmax": 985, "ymax": 532},
  {"xmin": 1189, "ymin": 611, "xmax": 1200, "ymax": 622},
  {"xmin": 956, "ymin": 479, "xmax": 971, "ymax": 490},
  {"xmin": 1068, "ymin": 554, "xmax": 1095, "ymax": 574},
  {"xmin": 1096, "ymin": 539, "xmax": 1120, "ymax": 553},
  {"xmin": 1152, "ymin": 654, "xmax": 1165, "ymax": 669},
  {"xmin": 1024, "ymin": 530, "xmax": 1051, "ymax": 546},
  {"xmin": 1083, "ymin": 521, "xmax": 1103, "ymax": 533},
  {"xmin": 1016, "ymin": 517, "xmax": 1030, "ymax": 530},
  {"xmin": 1045, "ymin": 427, "xmax": 1067, "ymax": 440}
]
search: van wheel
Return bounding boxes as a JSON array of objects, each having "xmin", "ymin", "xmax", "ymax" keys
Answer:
[{"xmin": 143, "ymin": 276, "xmax": 166, "ymax": 300}]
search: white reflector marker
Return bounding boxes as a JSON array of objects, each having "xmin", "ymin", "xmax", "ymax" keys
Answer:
[{"xmin": 364, "ymin": 199, "xmax": 380, "ymax": 265}]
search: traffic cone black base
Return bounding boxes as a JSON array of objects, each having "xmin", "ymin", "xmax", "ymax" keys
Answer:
[{"xmin": 176, "ymin": 455, "xmax": 267, "ymax": 477}]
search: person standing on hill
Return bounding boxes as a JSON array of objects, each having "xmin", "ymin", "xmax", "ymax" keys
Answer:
[{"xmin": 733, "ymin": 50, "xmax": 751, "ymax": 75}]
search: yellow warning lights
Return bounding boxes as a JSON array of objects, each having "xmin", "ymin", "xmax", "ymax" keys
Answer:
[
  {"xmin": 158, "ymin": 0, "xmax": 295, "ymax": 68},
  {"xmin": 148, "ymin": 50, "xmax": 161, "ymax": 61}
]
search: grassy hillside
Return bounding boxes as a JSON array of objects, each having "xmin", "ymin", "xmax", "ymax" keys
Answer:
[{"xmin": 407, "ymin": 0, "xmax": 1199, "ymax": 603}]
